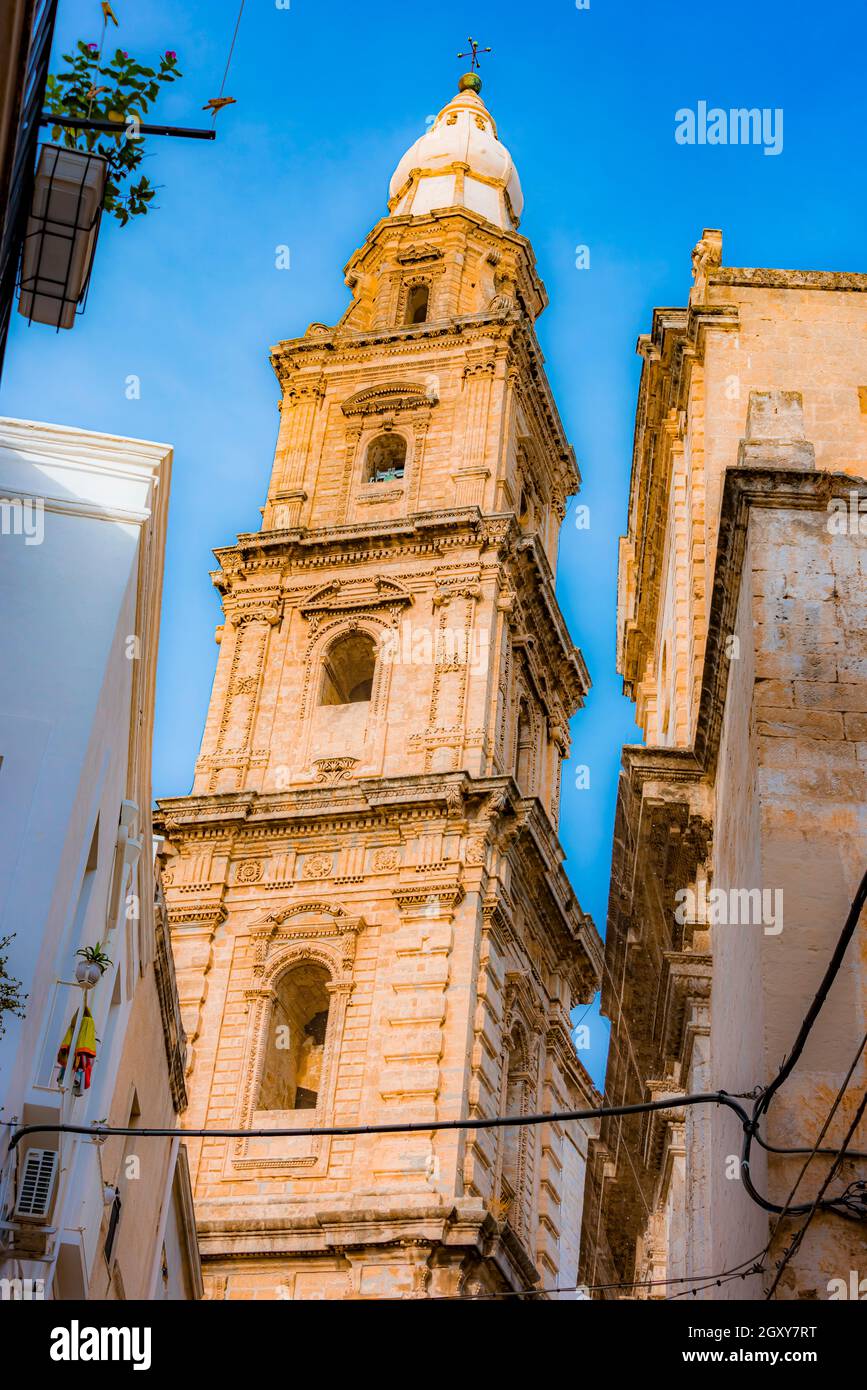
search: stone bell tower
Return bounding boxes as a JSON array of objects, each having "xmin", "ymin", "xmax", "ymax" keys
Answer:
[{"xmin": 157, "ymin": 73, "xmax": 603, "ymax": 1300}]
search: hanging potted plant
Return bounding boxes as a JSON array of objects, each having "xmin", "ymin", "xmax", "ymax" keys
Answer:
[
  {"xmin": 75, "ymin": 941, "xmax": 113, "ymax": 987},
  {"xmin": 20, "ymin": 39, "xmax": 182, "ymax": 328}
]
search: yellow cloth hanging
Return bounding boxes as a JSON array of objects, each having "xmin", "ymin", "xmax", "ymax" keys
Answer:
[
  {"xmin": 55, "ymin": 1009, "xmax": 79, "ymax": 1085},
  {"xmin": 72, "ymin": 1006, "xmax": 97, "ymax": 1095}
]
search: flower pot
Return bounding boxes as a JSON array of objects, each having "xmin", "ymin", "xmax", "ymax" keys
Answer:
[
  {"xmin": 75, "ymin": 960, "xmax": 103, "ymax": 987},
  {"xmin": 19, "ymin": 144, "xmax": 107, "ymax": 329}
]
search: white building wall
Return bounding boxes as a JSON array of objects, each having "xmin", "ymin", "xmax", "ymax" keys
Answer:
[{"xmin": 0, "ymin": 418, "xmax": 172, "ymax": 1297}]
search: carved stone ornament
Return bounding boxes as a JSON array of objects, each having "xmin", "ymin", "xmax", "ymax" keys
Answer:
[
  {"xmin": 313, "ymin": 757, "xmax": 358, "ymax": 784},
  {"xmin": 235, "ymin": 859, "xmax": 264, "ymax": 885},
  {"xmin": 302, "ymin": 853, "xmax": 334, "ymax": 880},
  {"xmin": 464, "ymin": 838, "xmax": 488, "ymax": 866},
  {"xmin": 372, "ymin": 848, "xmax": 401, "ymax": 872},
  {"xmin": 396, "ymin": 243, "xmax": 444, "ymax": 265},
  {"xmin": 301, "ymin": 575, "xmax": 413, "ymax": 620},
  {"xmin": 341, "ymin": 382, "xmax": 438, "ymax": 417},
  {"xmin": 690, "ymin": 228, "xmax": 723, "ymax": 302}
]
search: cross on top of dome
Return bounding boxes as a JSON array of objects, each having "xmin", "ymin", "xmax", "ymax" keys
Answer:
[{"xmin": 457, "ymin": 35, "xmax": 492, "ymax": 72}]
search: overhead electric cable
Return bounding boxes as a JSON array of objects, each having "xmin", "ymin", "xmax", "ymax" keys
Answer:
[
  {"xmin": 740, "ymin": 868, "xmax": 867, "ymax": 1218},
  {"xmin": 765, "ymin": 1081, "xmax": 867, "ymax": 1299}
]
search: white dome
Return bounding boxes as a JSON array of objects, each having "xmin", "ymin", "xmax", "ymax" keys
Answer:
[{"xmin": 388, "ymin": 78, "xmax": 523, "ymax": 231}]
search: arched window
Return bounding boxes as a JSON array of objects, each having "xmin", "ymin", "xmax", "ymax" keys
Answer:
[
  {"xmin": 319, "ymin": 631, "xmax": 376, "ymax": 705},
  {"xmin": 515, "ymin": 699, "xmax": 533, "ymax": 791},
  {"xmin": 365, "ymin": 432, "xmax": 407, "ymax": 484},
  {"xmin": 405, "ymin": 283, "xmax": 430, "ymax": 325},
  {"xmin": 258, "ymin": 962, "xmax": 331, "ymax": 1111}
]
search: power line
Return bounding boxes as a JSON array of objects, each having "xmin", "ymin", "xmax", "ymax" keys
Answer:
[
  {"xmin": 770, "ymin": 1027, "xmax": 867, "ymax": 1232},
  {"xmin": 766, "ymin": 1083, "xmax": 867, "ymax": 1300},
  {"xmin": 217, "ymin": 0, "xmax": 245, "ymax": 103},
  {"xmin": 586, "ymin": 866, "xmax": 867, "ymax": 1294},
  {"xmin": 9, "ymin": 1084, "xmax": 863, "ymax": 1228},
  {"xmin": 7, "ymin": 1088, "xmax": 753, "ymax": 1150},
  {"xmin": 6, "ymin": 878, "xmax": 863, "ymax": 1299},
  {"xmin": 425, "ymin": 1245, "xmax": 767, "ymax": 1300},
  {"xmin": 740, "ymin": 868, "xmax": 867, "ymax": 1218}
]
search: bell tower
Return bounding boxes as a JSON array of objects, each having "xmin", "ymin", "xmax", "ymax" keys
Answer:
[{"xmin": 157, "ymin": 73, "xmax": 603, "ymax": 1301}]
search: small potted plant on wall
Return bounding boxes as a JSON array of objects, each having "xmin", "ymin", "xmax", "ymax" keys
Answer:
[
  {"xmin": 74, "ymin": 941, "xmax": 113, "ymax": 988},
  {"xmin": 20, "ymin": 39, "xmax": 182, "ymax": 328}
]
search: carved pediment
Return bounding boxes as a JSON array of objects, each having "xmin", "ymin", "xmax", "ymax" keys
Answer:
[
  {"xmin": 300, "ymin": 575, "xmax": 413, "ymax": 618},
  {"xmin": 396, "ymin": 243, "xmax": 444, "ymax": 265},
  {"xmin": 341, "ymin": 381, "xmax": 437, "ymax": 416}
]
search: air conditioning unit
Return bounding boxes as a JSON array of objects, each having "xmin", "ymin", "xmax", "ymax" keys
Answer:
[{"xmin": 14, "ymin": 1149, "xmax": 59, "ymax": 1221}]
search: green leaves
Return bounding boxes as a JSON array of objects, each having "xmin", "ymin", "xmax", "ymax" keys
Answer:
[
  {"xmin": 43, "ymin": 40, "xmax": 184, "ymax": 226},
  {"xmin": 0, "ymin": 934, "xmax": 26, "ymax": 1039}
]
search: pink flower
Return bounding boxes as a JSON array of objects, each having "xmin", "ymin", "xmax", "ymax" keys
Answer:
[
  {"xmin": 87, "ymin": 42, "xmax": 98, "ymax": 51},
  {"xmin": 165, "ymin": 50, "xmax": 177, "ymax": 60},
  {"xmin": 120, "ymin": 50, "xmax": 128, "ymax": 58}
]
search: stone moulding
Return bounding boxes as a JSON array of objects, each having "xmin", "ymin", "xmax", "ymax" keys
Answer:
[
  {"xmin": 299, "ymin": 574, "xmax": 413, "ymax": 619},
  {"xmin": 341, "ymin": 381, "xmax": 438, "ymax": 416},
  {"xmin": 710, "ymin": 266, "xmax": 867, "ymax": 294}
]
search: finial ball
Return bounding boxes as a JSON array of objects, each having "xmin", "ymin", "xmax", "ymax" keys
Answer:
[{"xmin": 458, "ymin": 72, "xmax": 483, "ymax": 94}]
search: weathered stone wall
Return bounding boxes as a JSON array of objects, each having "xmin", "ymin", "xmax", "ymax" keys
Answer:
[
  {"xmin": 586, "ymin": 242, "xmax": 867, "ymax": 1300},
  {"xmin": 709, "ymin": 526, "xmax": 768, "ymax": 1297}
]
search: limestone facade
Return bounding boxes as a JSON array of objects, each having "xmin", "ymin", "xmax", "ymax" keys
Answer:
[
  {"xmin": 156, "ymin": 80, "xmax": 602, "ymax": 1300},
  {"xmin": 581, "ymin": 234, "xmax": 867, "ymax": 1298}
]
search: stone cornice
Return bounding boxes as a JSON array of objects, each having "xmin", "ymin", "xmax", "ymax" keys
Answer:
[
  {"xmin": 155, "ymin": 773, "xmax": 603, "ymax": 998},
  {"xmin": 208, "ymin": 512, "xmax": 584, "ymax": 697},
  {"xmin": 546, "ymin": 1017, "xmax": 602, "ymax": 1110},
  {"xmin": 710, "ymin": 266, "xmax": 867, "ymax": 293},
  {"xmin": 511, "ymin": 800, "xmax": 602, "ymax": 1000},
  {"xmin": 341, "ymin": 204, "xmax": 547, "ymax": 313},
  {"xmin": 194, "ymin": 1194, "xmax": 542, "ymax": 1291},
  {"xmin": 512, "ymin": 537, "xmax": 591, "ymax": 714},
  {"xmin": 621, "ymin": 302, "xmax": 739, "ymax": 691}
]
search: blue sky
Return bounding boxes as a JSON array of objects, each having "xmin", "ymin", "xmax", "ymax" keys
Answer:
[{"xmin": 3, "ymin": 0, "xmax": 865, "ymax": 1088}]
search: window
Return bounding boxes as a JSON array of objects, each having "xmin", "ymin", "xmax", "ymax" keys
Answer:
[
  {"xmin": 515, "ymin": 699, "xmax": 532, "ymax": 791},
  {"xmin": 104, "ymin": 1091, "xmax": 140, "ymax": 1267},
  {"xmin": 364, "ymin": 432, "xmax": 406, "ymax": 484},
  {"xmin": 258, "ymin": 962, "xmax": 331, "ymax": 1111},
  {"xmin": 104, "ymin": 1190, "xmax": 122, "ymax": 1264},
  {"xmin": 405, "ymin": 283, "xmax": 430, "ymax": 325},
  {"xmin": 319, "ymin": 631, "xmax": 376, "ymax": 705}
]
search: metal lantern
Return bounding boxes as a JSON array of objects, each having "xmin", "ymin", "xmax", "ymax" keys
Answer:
[{"xmin": 18, "ymin": 143, "xmax": 107, "ymax": 329}]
